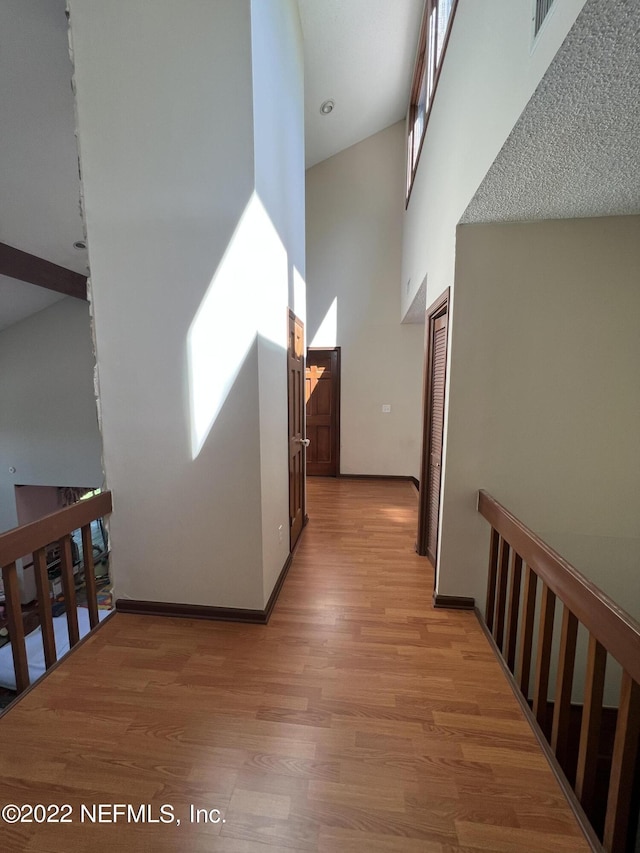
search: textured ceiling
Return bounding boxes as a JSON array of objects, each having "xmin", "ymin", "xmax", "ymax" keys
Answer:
[
  {"xmin": 462, "ymin": 0, "xmax": 640, "ymax": 224},
  {"xmin": 298, "ymin": 0, "xmax": 423, "ymax": 168}
]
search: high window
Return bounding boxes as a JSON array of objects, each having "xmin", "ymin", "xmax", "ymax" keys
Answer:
[
  {"xmin": 406, "ymin": 0, "xmax": 458, "ymax": 201},
  {"xmin": 534, "ymin": 0, "xmax": 555, "ymax": 37}
]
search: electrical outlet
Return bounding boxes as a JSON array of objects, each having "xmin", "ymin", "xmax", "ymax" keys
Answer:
[
  {"xmin": 278, "ymin": 524, "xmax": 284, "ymax": 543},
  {"xmin": 382, "ymin": 404, "xmax": 391, "ymax": 413}
]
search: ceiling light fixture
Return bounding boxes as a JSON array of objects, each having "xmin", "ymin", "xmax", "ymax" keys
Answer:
[
  {"xmin": 73, "ymin": 240, "xmax": 86, "ymax": 250},
  {"xmin": 320, "ymin": 99, "xmax": 335, "ymax": 115}
]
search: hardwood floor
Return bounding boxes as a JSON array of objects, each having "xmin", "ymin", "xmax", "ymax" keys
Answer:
[{"xmin": 0, "ymin": 478, "xmax": 591, "ymax": 852}]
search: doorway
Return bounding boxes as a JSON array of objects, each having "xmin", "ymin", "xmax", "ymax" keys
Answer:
[
  {"xmin": 287, "ymin": 310, "xmax": 306, "ymax": 550},
  {"xmin": 305, "ymin": 348, "xmax": 340, "ymax": 477},
  {"xmin": 417, "ymin": 290, "xmax": 449, "ymax": 571}
]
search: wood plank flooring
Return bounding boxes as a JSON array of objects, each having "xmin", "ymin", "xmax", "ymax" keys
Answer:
[{"xmin": 0, "ymin": 478, "xmax": 591, "ymax": 852}]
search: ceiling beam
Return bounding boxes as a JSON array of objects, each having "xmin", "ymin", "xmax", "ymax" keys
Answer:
[{"xmin": 0, "ymin": 242, "xmax": 87, "ymax": 301}]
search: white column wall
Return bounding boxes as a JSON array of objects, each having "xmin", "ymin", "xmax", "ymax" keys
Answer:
[
  {"xmin": 251, "ymin": 0, "xmax": 306, "ymax": 604},
  {"xmin": 69, "ymin": 0, "xmax": 265, "ymax": 608}
]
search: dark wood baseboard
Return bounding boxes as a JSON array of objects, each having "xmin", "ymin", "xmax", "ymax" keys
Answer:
[
  {"xmin": 116, "ymin": 550, "xmax": 296, "ymax": 626},
  {"xmin": 116, "ymin": 599, "xmax": 269, "ymax": 623},
  {"xmin": 475, "ymin": 609, "xmax": 602, "ymax": 853},
  {"xmin": 264, "ymin": 551, "xmax": 294, "ymax": 622},
  {"xmin": 433, "ymin": 593, "xmax": 475, "ymax": 610},
  {"xmin": 339, "ymin": 474, "xmax": 419, "ymax": 488}
]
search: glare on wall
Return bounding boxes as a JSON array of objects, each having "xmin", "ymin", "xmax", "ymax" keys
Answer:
[
  {"xmin": 187, "ymin": 192, "xmax": 288, "ymax": 459},
  {"xmin": 293, "ymin": 265, "xmax": 306, "ymax": 325},
  {"xmin": 309, "ymin": 297, "xmax": 337, "ymax": 348}
]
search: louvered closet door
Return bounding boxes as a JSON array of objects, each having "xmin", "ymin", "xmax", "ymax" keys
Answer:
[{"xmin": 426, "ymin": 313, "xmax": 447, "ymax": 562}]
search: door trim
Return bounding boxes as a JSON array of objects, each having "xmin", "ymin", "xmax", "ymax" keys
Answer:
[
  {"xmin": 417, "ymin": 288, "xmax": 450, "ymax": 572},
  {"xmin": 288, "ymin": 310, "xmax": 306, "ymax": 550},
  {"xmin": 306, "ymin": 346, "xmax": 341, "ymax": 477}
]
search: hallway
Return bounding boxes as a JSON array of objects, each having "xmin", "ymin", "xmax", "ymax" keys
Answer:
[{"xmin": 0, "ymin": 478, "xmax": 590, "ymax": 851}]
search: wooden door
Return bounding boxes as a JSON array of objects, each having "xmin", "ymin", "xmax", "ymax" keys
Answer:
[
  {"xmin": 305, "ymin": 348, "xmax": 340, "ymax": 477},
  {"xmin": 418, "ymin": 291, "xmax": 449, "ymax": 569},
  {"xmin": 288, "ymin": 311, "xmax": 306, "ymax": 549}
]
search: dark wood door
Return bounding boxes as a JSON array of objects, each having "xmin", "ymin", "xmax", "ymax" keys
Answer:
[
  {"xmin": 288, "ymin": 311, "xmax": 305, "ymax": 549},
  {"xmin": 418, "ymin": 291, "xmax": 449, "ymax": 568},
  {"xmin": 305, "ymin": 348, "xmax": 340, "ymax": 477}
]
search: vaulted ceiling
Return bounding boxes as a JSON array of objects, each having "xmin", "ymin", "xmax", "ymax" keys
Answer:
[
  {"xmin": 298, "ymin": 0, "xmax": 423, "ymax": 167},
  {"xmin": 0, "ymin": 0, "xmax": 423, "ymax": 331},
  {"xmin": 2, "ymin": 0, "xmax": 638, "ymax": 333}
]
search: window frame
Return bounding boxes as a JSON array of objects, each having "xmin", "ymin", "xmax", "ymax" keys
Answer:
[{"xmin": 406, "ymin": 0, "xmax": 459, "ymax": 205}]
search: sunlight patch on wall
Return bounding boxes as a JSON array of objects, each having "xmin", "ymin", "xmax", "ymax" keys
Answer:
[
  {"xmin": 187, "ymin": 192, "xmax": 287, "ymax": 459},
  {"xmin": 293, "ymin": 265, "xmax": 306, "ymax": 325},
  {"xmin": 309, "ymin": 296, "xmax": 337, "ymax": 348}
]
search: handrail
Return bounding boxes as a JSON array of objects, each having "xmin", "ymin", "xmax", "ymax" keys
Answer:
[
  {"xmin": 0, "ymin": 491, "xmax": 112, "ymax": 567},
  {"xmin": 478, "ymin": 489, "xmax": 640, "ymax": 853},
  {"xmin": 478, "ymin": 491, "xmax": 640, "ymax": 685},
  {"xmin": 0, "ymin": 491, "xmax": 112, "ymax": 699}
]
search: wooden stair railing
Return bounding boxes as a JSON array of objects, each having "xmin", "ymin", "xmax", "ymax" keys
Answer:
[
  {"xmin": 0, "ymin": 491, "xmax": 112, "ymax": 696},
  {"xmin": 478, "ymin": 490, "xmax": 640, "ymax": 853}
]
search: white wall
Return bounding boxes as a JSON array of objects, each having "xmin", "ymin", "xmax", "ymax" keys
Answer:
[
  {"xmin": 401, "ymin": 0, "xmax": 587, "ymax": 317},
  {"xmin": 0, "ymin": 297, "xmax": 103, "ymax": 535},
  {"xmin": 69, "ymin": 0, "xmax": 304, "ymax": 609},
  {"xmin": 251, "ymin": 0, "xmax": 306, "ymax": 603},
  {"xmin": 69, "ymin": 0, "xmax": 262, "ymax": 609},
  {"xmin": 306, "ymin": 122, "xmax": 424, "ymax": 478},
  {"xmin": 252, "ymin": 0, "xmax": 305, "ymax": 301},
  {"xmin": 439, "ymin": 216, "xmax": 640, "ymax": 630}
]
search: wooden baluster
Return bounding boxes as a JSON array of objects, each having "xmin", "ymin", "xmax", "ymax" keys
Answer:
[
  {"xmin": 604, "ymin": 672, "xmax": 640, "ymax": 852},
  {"xmin": 81, "ymin": 523, "xmax": 99, "ymax": 629},
  {"xmin": 517, "ymin": 565, "xmax": 537, "ymax": 698},
  {"xmin": 551, "ymin": 606, "xmax": 578, "ymax": 772},
  {"xmin": 504, "ymin": 552, "xmax": 523, "ymax": 673},
  {"xmin": 575, "ymin": 635, "xmax": 607, "ymax": 816},
  {"xmin": 33, "ymin": 547, "xmax": 57, "ymax": 669},
  {"xmin": 533, "ymin": 583, "xmax": 556, "ymax": 736},
  {"xmin": 485, "ymin": 528, "xmax": 499, "ymax": 632},
  {"xmin": 82, "ymin": 524, "xmax": 98, "ymax": 628},
  {"xmin": 493, "ymin": 537, "xmax": 510, "ymax": 652},
  {"xmin": 1, "ymin": 562, "xmax": 29, "ymax": 694},
  {"xmin": 58, "ymin": 534, "xmax": 79, "ymax": 646}
]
